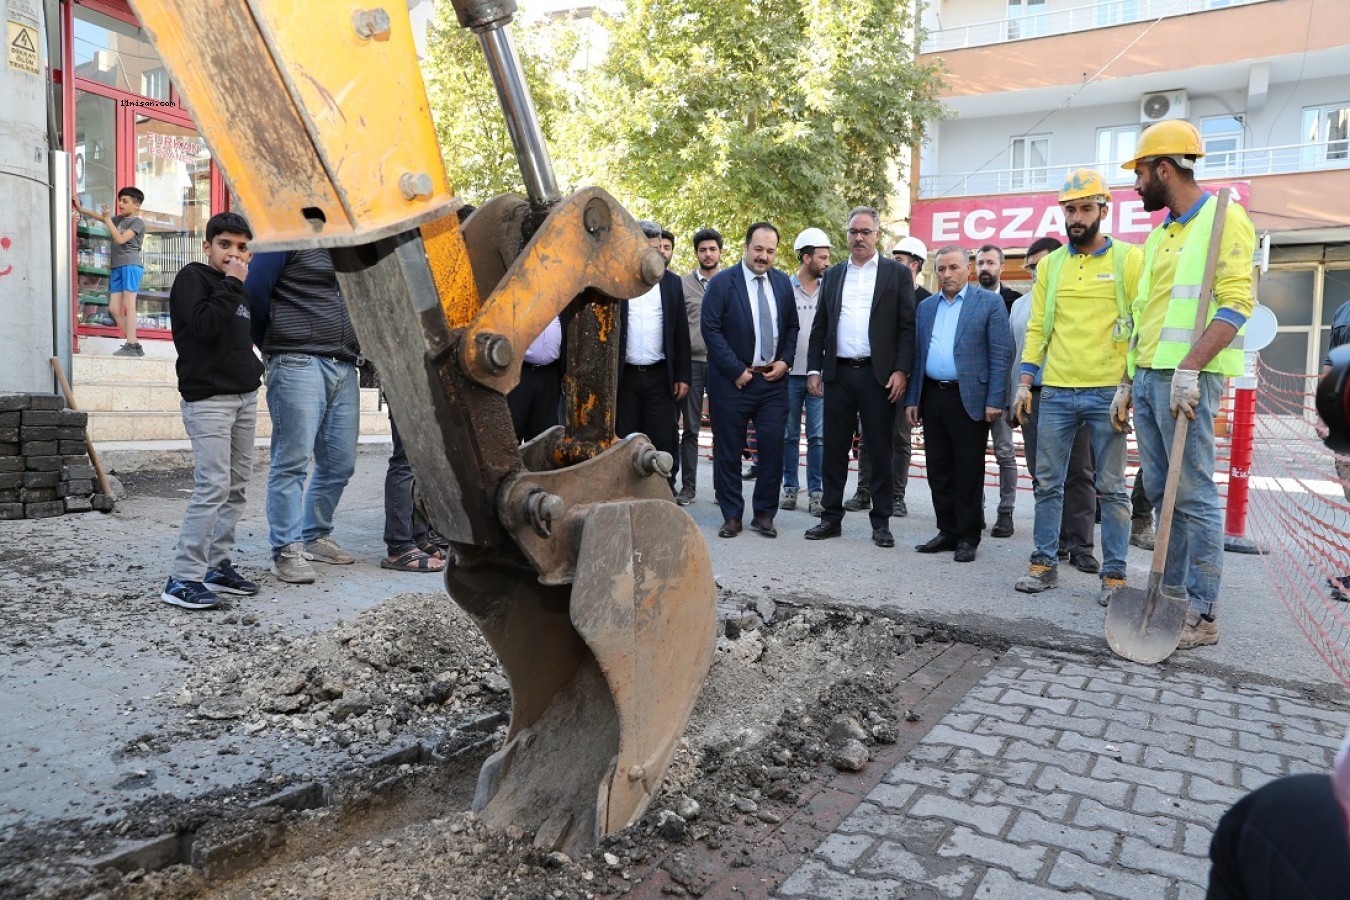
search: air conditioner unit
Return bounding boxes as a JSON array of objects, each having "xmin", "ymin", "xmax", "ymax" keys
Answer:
[{"xmin": 1140, "ymin": 90, "xmax": 1188, "ymax": 123}]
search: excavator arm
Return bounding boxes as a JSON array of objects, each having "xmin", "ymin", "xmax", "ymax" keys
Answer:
[{"xmin": 128, "ymin": 0, "xmax": 716, "ymax": 855}]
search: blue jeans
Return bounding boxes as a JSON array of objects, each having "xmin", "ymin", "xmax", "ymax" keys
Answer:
[
  {"xmin": 1031, "ymin": 387, "xmax": 1129, "ymax": 577},
  {"xmin": 782, "ymin": 374, "xmax": 823, "ymax": 493},
  {"xmin": 265, "ymin": 354, "xmax": 360, "ymax": 554},
  {"xmin": 1133, "ymin": 367, "xmax": 1224, "ymax": 615}
]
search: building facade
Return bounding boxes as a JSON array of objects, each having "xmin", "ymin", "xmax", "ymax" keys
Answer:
[{"xmin": 910, "ymin": 0, "xmax": 1350, "ymax": 375}]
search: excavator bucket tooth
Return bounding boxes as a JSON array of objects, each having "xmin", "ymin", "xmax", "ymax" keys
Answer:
[{"xmin": 447, "ymin": 499, "xmax": 716, "ymax": 856}]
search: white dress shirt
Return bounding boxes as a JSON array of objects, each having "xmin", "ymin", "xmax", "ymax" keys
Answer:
[
  {"xmin": 838, "ymin": 253, "xmax": 879, "ymax": 358},
  {"xmin": 625, "ymin": 283, "xmax": 665, "ymax": 365},
  {"xmin": 523, "ymin": 316, "xmax": 562, "ymax": 365},
  {"xmin": 741, "ymin": 262, "xmax": 780, "ymax": 367}
]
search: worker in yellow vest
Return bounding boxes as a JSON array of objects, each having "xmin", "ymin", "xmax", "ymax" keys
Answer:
[
  {"xmin": 1112, "ymin": 120, "xmax": 1255, "ymax": 651},
  {"xmin": 1013, "ymin": 169, "xmax": 1143, "ymax": 607}
]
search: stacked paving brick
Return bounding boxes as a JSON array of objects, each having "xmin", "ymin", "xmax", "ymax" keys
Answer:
[{"xmin": 0, "ymin": 393, "xmax": 115, "ymax": 520}]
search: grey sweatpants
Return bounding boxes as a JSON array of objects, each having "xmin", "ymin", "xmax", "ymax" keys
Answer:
[{"xmin": 171, "ymin": 391, "xmax": 258, "ymax": 582}]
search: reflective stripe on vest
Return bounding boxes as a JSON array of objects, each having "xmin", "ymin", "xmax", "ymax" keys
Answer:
[
  {"xmin": 1034, "ymin": 239, "xmax": 1131, "ymax": 363},
  {"xmin": 1127, "ymin": 194, "xmax": 1245, "ymax": 377}
]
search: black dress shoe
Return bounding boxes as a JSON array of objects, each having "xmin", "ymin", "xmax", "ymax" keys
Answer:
[
  {"xmin": 915, "ymin": 534, "xmax": 956, "ymax": 553},
  {"xmin": 872, "ymin": 527, "xmax": 895, "ymax": 548},
  {"xmin": 804, "ymin": 521, "xmax": 842, "ymax": 540},
  {"xmin": 954, "ymin": 541, "xmax": 977, "ymax": 562},
  {"xmin": 717, "ymin": 519, "xmax": 742, "ymax": 538},
  {"xmin": 749, "ymin": 516, "xmax": 778, "ymax": 538},
  {"xmin": 990, "ymin": 512, "xmax": 1015, "ymax": 538}
]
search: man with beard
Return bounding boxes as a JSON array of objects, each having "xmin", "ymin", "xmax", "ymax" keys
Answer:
[
  {"xmin": 780, "ymin": 228, "xmax": 831, "ymax": 516},
  {"xmin": 1012, "ymin": 170, "xmax": 1142, "ymax": 604},
  {"xmin": 677, "ymin": 229, "xmax": 724, "ymax": 505},
  {"xmin": 975, "ymin": 244, "xmax": 1021, "ymax": 538},
  {"xmin": 1115, "ymin": 120, "xmax": 1255, "ymax": 650}
]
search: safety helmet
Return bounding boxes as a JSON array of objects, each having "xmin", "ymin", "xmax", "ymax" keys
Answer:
[
  {"xmin": 892, "ymin": 236, "xmax": 928, "ymax": 260},
  {"xmin": 793, "ymin": 227, "xmax": 832, "ymax": 252},
  {"xmin": 1058, "ymin": 168, "xmax": 1110, "ymax": 204},
  {"xmin": 1121, "ymin": 119, "xmax": 1205, "ymax": 171}
]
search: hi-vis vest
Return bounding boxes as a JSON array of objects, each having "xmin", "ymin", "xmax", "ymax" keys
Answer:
[
  {"xmin": 1033, "ymin": 238, "xmax": 1131, "ymax": 364},
  {"xmin": 1128, "ymin": 194, "xmax": 1246, "ymax": 377}
]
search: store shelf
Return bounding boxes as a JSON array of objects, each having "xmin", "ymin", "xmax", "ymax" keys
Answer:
[
  {"xmin": 78, "ymin": 265, "xmax": 111, "ymax": 276},
  {"xmin": 77, "ymin": 224, "xmax": 110, "ymax": 237}
]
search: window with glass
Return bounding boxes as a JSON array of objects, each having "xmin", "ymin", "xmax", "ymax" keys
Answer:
[
  {"xmin": 1097, "ymin": 0, "xmax": 1141, "ymax": 27},
  {"xmin": 72, "ymin": 5, "xmax": 170, "ymax": 100},
  {"xmin": 1199, "ymin": 115, "xmax": 1244, "ymax": 177},
  {"xmin": 1096, "ymin": 124, "xmax": 1140, "ymax": 184},
  {"xmin": 1302, "ymin": 103, "xmax": 1349, "ymax": 167},
  {"xmin": 1006, "ymin": 0, "xmax": 1046, "ymax": 40},
  {"xmin": 73, "ymin": 90, "xmax": 119, "ymax": 326},
  {"xmin": 1010, "ymin": 135, "xmax": 1050, "ymax": 190}
]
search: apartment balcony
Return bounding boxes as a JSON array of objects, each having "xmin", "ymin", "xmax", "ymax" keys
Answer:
[{"xmin": 921, "ymin": 0, "xmax": 1273, "ymax": 54}]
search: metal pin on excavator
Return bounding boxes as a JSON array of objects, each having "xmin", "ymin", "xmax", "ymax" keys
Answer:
[{"xmin": 128, "ymin": 0, "xmax": 717, "ymax": 855}]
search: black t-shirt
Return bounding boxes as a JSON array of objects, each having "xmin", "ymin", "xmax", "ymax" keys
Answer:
[{"xmin": 170, "ymin": 262, "xmax": 265, "ymax": 401}]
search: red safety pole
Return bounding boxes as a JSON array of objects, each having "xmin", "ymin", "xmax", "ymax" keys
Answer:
[{"xmin": 1224, "ymin": 373, "xmax": 1265, "ymax": 554}]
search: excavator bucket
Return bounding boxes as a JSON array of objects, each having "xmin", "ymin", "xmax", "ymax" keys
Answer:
[{"xmin": 449, "ymin": 499, "xmax": 716, "ymax": 856}]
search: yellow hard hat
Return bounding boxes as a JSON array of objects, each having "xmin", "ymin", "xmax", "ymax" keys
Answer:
[
  {"xmin": 1058, "ymin": 168, "xmax": 1110, "ymax": 204},
  {"xmin": 1121, "ymin": 119, "xmax": 1205, "ymax": 170}
]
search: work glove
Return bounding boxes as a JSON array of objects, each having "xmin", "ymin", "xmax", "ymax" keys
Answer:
[
  {"xmin": 1170, "ymin": 368, "xmax": 1201, "ymax": 420},
  {"xmin": 1110, "ymin": 383, "xmax": 1133, "ymax": 434},
  {"xmin": 1013, "ymin": 383, "xmax": 1034, "ymax": 425}
]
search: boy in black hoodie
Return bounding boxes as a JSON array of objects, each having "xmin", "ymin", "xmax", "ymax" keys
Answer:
[{"xmin": 162, "ymin": 212, "xmax": 264, "ymax": 610}]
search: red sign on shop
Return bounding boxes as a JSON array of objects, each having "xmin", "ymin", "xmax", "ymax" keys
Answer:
[{"xmin": 910, "ymin": 182, "xmax": 1251, "ymax": 249}]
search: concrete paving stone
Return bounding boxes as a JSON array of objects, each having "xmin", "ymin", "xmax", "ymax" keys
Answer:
[
  {"xmin": 972, "ymin": 718, "xmax": 1057, "ymax": 746},
  {"xmin": 1272, "ymin": 696, "xmax": 1337, "ymax": 721},
  {"xmin": 1001, "ymin": 738, "xmax": 1093, "ymax": 776},
  {"xmin": 1182, "ymin": 822, "xmax": 1214, "ymax": 858},
  {"xmin": 1196, "ymin": 703, "xmax": 1290, "ymax": 733},
  {"xmin": 1178, "ymin": 879, "xmax": 1210, "ymax": 900},
  {"xmin": 937, "ymin": 824, "xmax": 1046, "ymax": 881},
  {"xmin": 1104, "ymin": 720, "xmax": 1191, "ymax": 755},
  {"xmin": 934, "ymin": 712, "xmax": 984, "ymax": 732},
  {"xmin": 1050, "ymin": 660, "xmax": 1118, "ymax": 682},
  {"xmin": 776, "ymin": 857, "xmax": 911, "ymax": 899},
  {"xmin": 1119, "ymin": 834, "xmax": 1211, "ymax": 885},
  {"xmin": 1195, "ymin": 736, "xmax": 1286, "ymax": 777},
  {"xmin": 863, "ymin": 782, "xmax": 920, "ymax": 811},
  {"xmin": 809, "ymin": 832, "xmax": 876, "ymax": 870},
  {"xmin": 1159, "ymin": 687, "xmax": 1204, "ymax": 706},
  {"xmin": 1013, "ymin": 669, "xmax": 1090, "ymax": 689},
  {"xmin": 1132, "ymin": 784, "xmax": 1228, "ymax": 825},
  {"xmin": 1087, "ymin": 703, "xmax": 1155, "ymax": 730},
  {"xmin": 1196, "ymin": 684, "xmax": 1260, "ymax": 712},
  {"xmin": 908, "ymin": 792, "xmax": 1013, "ymax": 837},
  {"xmin": 1236, "ymin": 727, "xmax": 1341, "ymax": 761},
  {"xmin": 963, "ymin": 684, "xmax": 1007, "ymax": 704},
  {"xmin": 1056, "ymin": 730, "xmax": 1143, "ymax": 764},
  {"xmin": 1035, "ymin": 764, "xmax": 1130, "ymax": 809},
  {"xmin": 1023, "ymin": 708, "xmax": 1107, "ymax": 738},
  {"xmin": 905, "ymin": 742, "xmax": 957, "ymax": 767},
  {"xmin": 973, "ymin": 866, "xmax": 1095, "ymax": 900},
  {"xmin": 1116, "ymin": 693, "xmax": 1198, "ymax": 722},
  {"xmin": 997, "ymin": 689, "xmax": 1073, "ymax": 716},
  {"xmin": 858, "ymin": 840, "xmax": 978, "ymax": 899},
  {"xmin": 1264, "ymin": 717, "xmax": 1346, "ymax": 749},
  {"xmin": 1042, "ymin": 683, "xmax": 1121, "ymax": 709},
  {"xmin": 1006, "ymin": 810, "xmax": 1116, "ymax": 865},
  {"xmin": 1317, "ymin": 718, "xmax": 1350, "ymax": 741},
  {"xmin": 956, "ymin": 698, "xmax": 1029, "ymax": 725},
  {"xmin": 1143, "ymin": 745, "xmax": 1237, "ymax": 783},
  {"xmin": 969, "ymin": 781, "xmax": 1074, "ymax": 822},
  {"xmin": 1151, "ymin": 713, "xmax": 1236, "ymax": 745},
  {"xmin": 1238, "ymin": 767, "xmax": 1283, "ymax": 793},
  {"xmin": 1240, "ymin": 681, "xmax": 1312, "ymax": 702},
  {"xmin": 1004, "ymin": 650, "xmax": 1066, "ymax": 673},
  {"xmin": 944, "ymin": 749, "xmax": 1039, "ymax": 786},
  {"xmin": 1048, "ymin": 849, "xmax": 1173, "ymax": 899},
  {"xmin": 1090, "ymin": 754, "xmax": 1184, "ymax": 794},
  {"xmin": 1073, "ymin": 797, "xmax": 1177, "ymax": 849},
  {"xmin": 1085, "ymin": 676, "xmax": 1161, "ymax": 703},
  {"xmin": 836, "ymin": 801, "xmax": 923, "ymax": 842},
  {"xmin": 882, "ymin": 766, "xmax": 980, "ymax": 800}
]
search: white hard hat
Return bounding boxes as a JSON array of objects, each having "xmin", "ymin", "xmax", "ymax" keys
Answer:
[
  {"xmin": 893, "ymin": 236, "xmax": 927, "ymax": 259},
  {"xmin": 793, "ymin": 227, "xmax": 832, "ymax": 252}
]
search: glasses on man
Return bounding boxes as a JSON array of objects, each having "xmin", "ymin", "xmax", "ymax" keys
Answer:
[{"xmin": 847, "ymin": 228, "xmax": 876, "ymax": 237}]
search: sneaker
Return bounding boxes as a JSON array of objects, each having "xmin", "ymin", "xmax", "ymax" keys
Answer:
[
  {"xmin": 843, "ymin": 490, "xmax": 871, "ymax": 512},
  {"xmin": 675, "ymin": 487, "xmax": 695, "ymax": 507},
  {"xmin": 1014, "ymin": 563, "xmax": 1059, "ymax": 594},
  {"xmin": 304, "ymin": 536, "xmax": 356, "ymax": 565},
  {"xmin": 113, "ymin": 342, "xmax": 139, "ymax": 357},
  {"xmin": 161, "ymin": 577, "xmax": 221, "ymax": 610},
  {"xmin": 272, "ymin": 542, "xmax": 317, "ymax": 583},
  {"xmin": 1096, "ymin": 575, "xmax": 1126, "ymax": 608},
  {"xmin": 133, "ymin": 342, "xmax": 145, "ymax": 357},
  {"xmin": 892, "ymin": 493, "xmax": 908, "ymax": 518},
  {"xmin": 204, "ymin": 561, "xmax": 260, "ymax": 596},
  {"xmin": 1178, "ymin": 611, "xmax": 1220, "ymax": 649},
  {"xmin": 807, "ymin": 491, "xmax": 823, "ymax": 517},
  {"xmin": 1130, "ymin": 521, "xmax": 1156, "ymax": 550},
  {"xmin": 779, "ymin": 487, "xmax": 798, "ymax": 511}
]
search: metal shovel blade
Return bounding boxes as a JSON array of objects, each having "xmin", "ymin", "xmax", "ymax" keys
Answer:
[{"xmin": 1105, "ymin": 572, "xmax": 1188, "ymax": 664}]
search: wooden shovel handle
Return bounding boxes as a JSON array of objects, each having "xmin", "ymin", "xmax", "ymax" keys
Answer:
[{"xmin": 50, "ymin": 356, "xmax": 114, "ymax": 498}]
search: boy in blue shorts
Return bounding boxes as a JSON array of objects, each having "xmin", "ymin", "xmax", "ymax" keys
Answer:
[{"xmin": 77, "ymin": 186, "xmax": 147, "ymax": 356}]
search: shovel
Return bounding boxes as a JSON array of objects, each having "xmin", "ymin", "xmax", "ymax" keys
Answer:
[{"xmin": 1106, "ymin": 189, "xmax": 1232, "ymax": 664}]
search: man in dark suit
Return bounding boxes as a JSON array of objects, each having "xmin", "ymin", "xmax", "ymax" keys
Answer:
[
  {"xmin": 701, "ymin": 222, "xmax": 799, "ymax": 539},
  {"xmin": 905, "ymin": 246, "xmax": 1014, "ymax": 562},
  {"xmin": 803, "ymin": 206, "xmax": 916, "ymax": 548},
  {"xmin": 616, "ymin": 221, "xmax": 691, "ymax": 485}
]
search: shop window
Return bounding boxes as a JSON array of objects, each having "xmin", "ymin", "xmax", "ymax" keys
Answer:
[
  {"xmin": 72, "ymin": 5, "xmax": 168, "ymax": 100},
  {"xmin": 73, "ymin": 90, "xmax": 119, "ymax": 327},
  {"xmin": 1320, "ymin": 267, "xmax": 1350, "ymax": 367}
]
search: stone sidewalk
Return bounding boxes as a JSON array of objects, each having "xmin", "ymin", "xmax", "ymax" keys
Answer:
[{"xmin": 775, "ymin": 646, "xmax": 1348, "ymax": 900}]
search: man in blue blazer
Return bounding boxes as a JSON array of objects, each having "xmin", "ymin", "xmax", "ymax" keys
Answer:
[
  {"xmin": 701, "ymin": 223, "xmax": 800, "ymax": 538},
  {"xmin": 904, "ymin": 246, "xmax": 1013, "ymax": 562}
]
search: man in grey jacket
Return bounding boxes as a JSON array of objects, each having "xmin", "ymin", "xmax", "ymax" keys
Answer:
[{"xmin": 676, "ymin": 228, "xmax": 724, "ymax": 505}]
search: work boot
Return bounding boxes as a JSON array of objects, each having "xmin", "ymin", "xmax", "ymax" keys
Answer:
[
  {"xmin": 780, "ymin": 487, "xmax": 798, "ymax": 511},
  {"xmin": 1096, "ymin": 575, "xmax": 1126, "ymax": 607},
  {"xmin": 1070, "ymin": 552, "xmax": 1101, "ymax": 574},
  {"xmin": 1014, "ymin": 562, "xmax": 1058, "ymax": 594},
  {"xmin": 893, "ymin": 492, "xmax": 908, "ymax": 518},
  {"xmin": 1130, "ymin": 519, "xmax": 1156, "ymax": 550},
  {"xmin": 271, "ymin": 542, "xmax": 317, "ymax": 584},
  {"xmin": 807, "ymin": 491, "xmax": 824, "ymax": 517},
  {"xmin": 844, "ymin": 489, "xmax": 871, "ymax": 511},
  {"xmin": 1178, "ymin": 610, "xmax": 1220, "ymax": 649},
  {"xmin": 991, "ymin": 512, "xmax": 1015, "ymax": 538}
]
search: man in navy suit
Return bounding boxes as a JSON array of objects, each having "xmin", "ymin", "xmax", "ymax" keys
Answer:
[
  {"xmin": 905, "ymin": 246, "xmax": 1013, "ymax": 562},
  {"xmin": 617, "ymin": 221, "xmax": 691, "ymax": 487},
  {"xmin": 701, "ymin": 222, "xmax": 800, "ymax": 538}
]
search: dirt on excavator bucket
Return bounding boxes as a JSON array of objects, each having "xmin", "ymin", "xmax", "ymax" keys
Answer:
[{"xmin": 449, "ymin": 499, "xmax": 716, "ymax": 856}]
